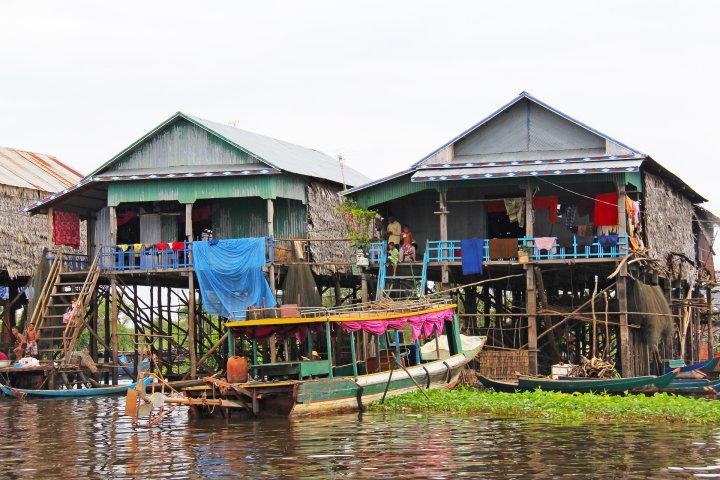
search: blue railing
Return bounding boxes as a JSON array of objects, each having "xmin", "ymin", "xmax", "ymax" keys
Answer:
[
  {"xmin": 99, "ymin": 236, "xmax": 275, "ymax": 272},
  {"xmin": 99, "ymin": 241, "xmax": 193, "ymax": 271},
  {"xmin": 423, "ymin": 234, "xmax": 630, "ymax": 263},
  {"xmin": 46, "ymin": 252, "xmax": 89, "ymax": 272},
  {"xmin": 369, "ymin": 241, "xmax": 387, "ymax": 265}
]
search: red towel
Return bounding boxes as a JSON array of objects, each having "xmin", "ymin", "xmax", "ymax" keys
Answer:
[
  {"xmin": 156, "ymin": 242, "xmax": 169, "ymax": 251},
  {"xmin": 53, "ymin": 210, "xmax": 80, "ymax": 249},
  {"xmin": 593, "ymin": 192, "xmax": 618, "ymax": 226},
  {"xmin": 484, "ymin": 200, "xmax": 506, "ymax": 213},
  {"xmin": 171, "ymin": 241, "xmax": 186, "ymax": 251},
  {"xmin": 533, "ymin": 196, "xmax": 558, "ymax": 224}
]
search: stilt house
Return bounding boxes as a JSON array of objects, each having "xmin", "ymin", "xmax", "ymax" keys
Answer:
[
  {"xmin": 23, "ymin": 112, "xmax": 369, "ymax": 381},
  {"xmin": 343, "ymin": 92, "xmax": 717, "ymax": 377}
]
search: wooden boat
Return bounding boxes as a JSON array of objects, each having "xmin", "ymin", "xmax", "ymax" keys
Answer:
[
  {"xmin": 477, "ymin": 375, "xmax": 521, "ymax": 393},
  {"xmin": 126, "ymin": 298, "xmax": 486, "ymax": 424},
  {"xmin": 664, "ymin": 353, "xmax": 720, "ymax": 375},
  {"xmin": 0, "ymin": 377, "xmax": 151, "ymax": 399},
  {"xmin": 516, "ymin": 369, "xmax": 678, "ymax": 393}
]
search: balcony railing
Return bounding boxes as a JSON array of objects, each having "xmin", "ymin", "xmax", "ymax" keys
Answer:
[
  {"xmin": 46, "ymin": 251, "xmax": 90, "ymax": 272},
  {"xmin": 99, "ymin": 241, "xmax": 193, "ymax": 271},
  {"xmin": 98, "ymin": 236, "xmax": 275, "ymax": 272},
  {"xmin": 425, "ymin": 235, "xmax": 629, "ymax": 263}
]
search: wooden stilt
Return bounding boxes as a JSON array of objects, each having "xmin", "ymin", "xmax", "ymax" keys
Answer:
[
  {"xmin": 617, "ymin": 262, "xmax": 632, "ymax": 377},
  {"xmin": 526, "ymin": 265, "xmax": 538, "ymax": 374},
  {"xmin": 111, "ymin": 278, "xmax": 119, "ymax": 385},
  {"xmin": 188, "ymin": 273, "xmax": 197, "ymax": 378}
]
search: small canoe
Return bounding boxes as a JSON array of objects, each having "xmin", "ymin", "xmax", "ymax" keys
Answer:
[
  {"xmin": 477, "ymin": 375, "xmax": 521, "ymax": 393},
  {"xmin": 516, "ymin": 369, "xmax": 678, "ymax": 393},
  {"xmin": 0, "ymin": 377, "xmax": 152, "ymax": 399}
]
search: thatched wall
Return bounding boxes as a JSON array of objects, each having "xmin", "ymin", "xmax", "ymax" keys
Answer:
[
  {"xmin": 643, "ymin": 172, "xmax": 697, "ymax": 281},
  {"xmin": 307, "ymin": 181, "xmax": 354, "ymax": 277},
  {"xmin": 0, "ymin": 185, "xmax": 87, "ymax": 279}
]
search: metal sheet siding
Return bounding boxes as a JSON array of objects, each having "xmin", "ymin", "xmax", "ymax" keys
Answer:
[
  {"xmin": 93, "ymin": 207, "xmax": 112, "ymax": 255},
  {"xmin": 454, "ymin": 100, "xmax": 528, "ymax": 156},
  {"xmin": 352, "ymin": 174, "xmax": 439, "ymax": 209},
  {"xmin": 139, "ymin": 214, "xmax": 162, "ymax": 244},
  {"xmin": 212, "ymin": 198, "xmax": 267, "ymax": 239},
  {"xmin": 274, "ymin": 198, "xmax": 307, "ymax": 238},
  {"xmin": 109, "ymin": 119, "xmax": 256, "ymax": 172},
  {"xmin": 107, "ymin": 175, "xmax": 306, "ymax": 206},
  {"xmin": 529, "ymin": 101, "xmax": 605, "ymax": 151}
]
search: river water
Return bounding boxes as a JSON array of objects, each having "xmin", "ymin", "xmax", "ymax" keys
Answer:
[{"xmin": 1, "ymin": 396, "xmax": 719, "ymax": 479}]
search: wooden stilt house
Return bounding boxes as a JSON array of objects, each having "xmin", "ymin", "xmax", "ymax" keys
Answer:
[
  {"xmin": 343, "ymin": 92, "xmax": 718, "ymax": 377},
  {"xmin": 24, "ymin": 112, "xmax": 369, "ymax": 382}
]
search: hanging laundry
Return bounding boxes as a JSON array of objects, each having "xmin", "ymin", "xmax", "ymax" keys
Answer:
[
  {"xmin": 133, "ymin": 244, "xmax": 143, "ymax": 252},
  {"xmin": 563, "ymin": 205, "xmax": 577, "ymax": 230},
  {"xmin": 489, "ymin": 238, "xmax": 518, "ymax": 260},
  {"xmin": 156, "ymin": 243, "xmax": 169, "ymax": 251},
  {"xmin": 504, "ymin": 198, "xmax": 525, "ymax": 228},
  {"xmin": 577, "ymin": 198, "xmax": 595, "ymax": 217},
  {"xmin": 209, "ymin": 239, "xmax": 220, "ymax": 246},
  {"xmin": 53, "ymin": 210, "xmax": 80, "ymax": 249},
  {"xmin": 117, "ymin": 244, "xmax": 129, "ymax": 251},
  {"xmin": 484, "ymin": 200, "xmax": 506, "ymax": 213},
  {"xmin": 532, "ymin": 196, "xmax": 558, "ymax": 224},
  {"xmin": 598, "ymin": 234, "xmax": 619, "ymax": 249},
  {"xmin": 460, "ymin": 238, "xmax": 484, "ymax": 275},
  {"xmin": 533, "ymin": 237, "xmax": 558, "ymax": 255},
  {"xmin": 534, "ymin": 208, "xmax": 553, "ymax": 237},
  {"xmin": 593, "ymin": 192, "xmax": 618, "ymax": 226},
  {"xmin": 171, "ymin": 242, "xmax": 186, "ymax": 251}
]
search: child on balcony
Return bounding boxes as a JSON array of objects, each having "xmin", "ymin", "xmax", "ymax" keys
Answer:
[{"xmin": 387, "ymin": 242, "xmax": 399, "ymax": 277}]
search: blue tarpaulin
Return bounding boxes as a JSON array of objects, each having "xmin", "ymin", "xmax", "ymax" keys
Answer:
[
  {"xmin": 192, "ymin": 238, "xmax": 276, "ymax": 317},
  {"xmin": 460, "ymin": 238, "xmax": 484, "ymax": 275}
]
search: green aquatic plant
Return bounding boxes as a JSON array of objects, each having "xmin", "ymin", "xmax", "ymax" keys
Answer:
[{"xmin": 370, "ymin": 387, "xmax": 720, "ymax": 424}]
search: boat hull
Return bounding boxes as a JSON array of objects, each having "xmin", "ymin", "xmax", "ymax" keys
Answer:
[
  {"xmin": 0, "ymin": 378, "xmax": 149, "ymax": 398},
  {"xmin": 517, "ymin": 370, "xmax": 678, "ymax": 393}
]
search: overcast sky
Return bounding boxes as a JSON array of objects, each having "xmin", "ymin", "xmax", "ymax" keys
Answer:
[{"xmin": 2, "ymin": 1, "xmax": 718, "ymax": 212}]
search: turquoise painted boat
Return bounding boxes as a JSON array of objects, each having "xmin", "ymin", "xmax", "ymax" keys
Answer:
[
  {"xmin": 664, "ymin": 354, "xmax": 720, "ymax": 375},
  {"xmin": 127, "ymin": 299, "xmax": 486, "ymax": 423},
  {"xmin": 0, "ymin": 377, "xmax": 151, "ymax": 399}
]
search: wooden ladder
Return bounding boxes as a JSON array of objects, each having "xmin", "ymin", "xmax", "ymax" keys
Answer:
[{"xmin": 61, "ymin": 252, "xmax": 101, "ymax": 363}]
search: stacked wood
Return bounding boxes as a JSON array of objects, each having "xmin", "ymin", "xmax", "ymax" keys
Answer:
[{"xmin": 569, "ymin": 356, "xmax": 617, "ymax": 379}]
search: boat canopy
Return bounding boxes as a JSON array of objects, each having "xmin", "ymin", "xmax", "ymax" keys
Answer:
[{"xmin": 226, "ymin": 305, "xmax": 456, "ymax": 341}]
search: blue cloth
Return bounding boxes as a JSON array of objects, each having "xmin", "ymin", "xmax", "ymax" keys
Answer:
[
  {"xmin": 598, "ymin": 234, "xmax": 619, "ymax": 249},
  {"xmin": 192, "ymin": 238, "xmax": 276, "ymax": 317},
  {"xmin": 461, "ymin": 238, "xmax": 484, "ymax": 275}
]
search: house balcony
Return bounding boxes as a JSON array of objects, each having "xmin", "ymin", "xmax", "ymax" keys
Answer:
[{"xmin": 369, "ymin": 234, "xmax": 629, "ymax": 266}]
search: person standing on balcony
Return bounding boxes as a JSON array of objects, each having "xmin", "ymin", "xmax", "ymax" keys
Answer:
[
  {"xmin": 387, "ymin": 242, "xmax": 399, "ymax": 277},
  {"xmin": 400, "ymin": 225, "xmax": 417, "ymax": 263},
  {"xmin": 11, "ymin": 327, "xmax": 25, "ymax": 361},
  {"xmin": 25, "ymin": 324, "xmax": 38, "ymax": 358},
  {"xmin": 386, "ymin": 216, "xmax": 401, "ymax": 246}
]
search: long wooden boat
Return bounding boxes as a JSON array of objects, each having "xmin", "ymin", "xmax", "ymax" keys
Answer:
[
  {"xmin": 664, "ymin": 353, "xmax": 720, "ymax": 375},
  {"xmin": 516, "ymin": 369, "xmax": 678, "ymax": 393},
  {"xmin": 0, "ymin": 377, "xmax": 151, "ymax": 399},
  {"xmin": 127, "ymin": 298, "xmax": 486, "ymax": 424},
  {"xmin": 477, "ymin": 375, "xmax": 521, "ymax": 393}
]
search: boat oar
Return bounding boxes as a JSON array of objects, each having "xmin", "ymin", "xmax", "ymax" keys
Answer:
[{"xmin": 395, "ymin": 357, "xmax": 430, "ymax": 400}]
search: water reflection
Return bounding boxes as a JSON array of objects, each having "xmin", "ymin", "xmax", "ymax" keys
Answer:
[{"xmin": 0, "ymin": 396, "xmax": 719, "ymax": 478}]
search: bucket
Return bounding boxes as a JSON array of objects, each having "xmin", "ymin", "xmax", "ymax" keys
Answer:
[{"xmin": 227, "ymin": 356, "xmax": 249, "ymax": 383}]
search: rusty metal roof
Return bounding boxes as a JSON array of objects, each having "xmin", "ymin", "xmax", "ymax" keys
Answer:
[{"xmin": 0, "ymin": 146, "xmax": 82, "ymax": 192}]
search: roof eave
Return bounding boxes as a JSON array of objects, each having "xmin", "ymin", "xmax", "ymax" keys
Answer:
[{"xmin": 642, "ymin": 157, "xmax": 707, "ymax": 204}]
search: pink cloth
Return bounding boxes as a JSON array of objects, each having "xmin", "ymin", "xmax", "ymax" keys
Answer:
[
  {"xmin": 533, "ymin": 237, "xmax": 557, "ymax": 254},
  {"xmin": 340, "ymin": 308, "xmax": 453, "ymax": 341}
]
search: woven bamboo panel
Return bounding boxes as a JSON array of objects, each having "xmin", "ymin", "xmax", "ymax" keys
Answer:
[{"xmin": 476, "ymin": 349, "xmax": 529, "ymax": 379}]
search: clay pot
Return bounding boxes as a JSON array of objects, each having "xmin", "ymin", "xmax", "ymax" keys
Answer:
[{"xmin": 227, "ymin": 356, "xmax": 249, "ymax": 383}]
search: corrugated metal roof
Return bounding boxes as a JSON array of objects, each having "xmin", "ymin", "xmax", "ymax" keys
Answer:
[
  {"xmin": 87, "ymin": 112, "xmax": 370, "ymax": 188},
  {"xmin": 411, "ymin": 159, "xmax": 644, "ymax": 182},
  {"xmin": 0, "ymin": 146, "xmax": 82, "ymax": 192}
]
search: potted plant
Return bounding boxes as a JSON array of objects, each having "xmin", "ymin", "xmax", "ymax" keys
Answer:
[{"xmin": 518, "ymin": 245, "xmax": 533, "ymax": 264}]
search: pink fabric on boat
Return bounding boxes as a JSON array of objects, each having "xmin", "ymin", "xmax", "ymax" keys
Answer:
[{"xmin": 340, "ymin": 307, "xmax": 453, "ymax": 341}]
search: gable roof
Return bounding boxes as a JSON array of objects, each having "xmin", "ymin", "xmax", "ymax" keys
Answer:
[
  {"xmin": 0, "ymin": 146, "xmax": 82, "ymax": 192},
  {"xmin": 90, "ymin": 112, "xmax": 369, "ymax": 187},
  {"xmin": 343, "ymin": 92, "xmax": 704, "ymax": 203}
]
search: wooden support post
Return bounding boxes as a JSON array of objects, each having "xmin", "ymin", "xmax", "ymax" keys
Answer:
[
  {"xmin": 109, "ymin": 206, "xmax": 117, "ymax": 245},
  {"xmin": 525, "ymin": 264, "xmax": 538, "ymax": 374},
  {"xmin": 133, "ymin": 284, "xmax": 139, "ymax": 375},
  {"xmin": 334, "ymin": 280, "xmax": 342, "ymax": 307},
  {"xmin": 439, "ymin": 190, "xmax": 449, "ymax": 285},
  {"xmin": 267, "ymin": 199, "xmax": 276, "ymax": 294},
  {"xmin": 185, "ymin": 203, "xmax": 194, "ymax": 241},
  {"xmin": 708, "ymin": 287, "xmax": 714, "ymax": 357},
  {"xmin": 617, "ymin": 183, "xmax": 627, "ymax": 237},
  {"xmin": 47, "ymin": 207, "xmax": 54, "ymax": 249},
  {"xmin": 325, "ymin": 321, "xmax": 333, "ymax": 379},
  {"xmin": 617, "ymin": 261, "xmax": 632, "ymax": 377},
  {"xmin": 525, "ymin": 180, "xmax": 534, "ymax": 238},
  {"xmin": 110, "ymin": 278, "xmax": 119, "ymax": 385},
  {"xmin": 89, "ymin": 290, "xmax": 98, "ymax": 362},
  {"xmin": 188, "ymin": 273, "xmax": 197, "ymax": 377}
]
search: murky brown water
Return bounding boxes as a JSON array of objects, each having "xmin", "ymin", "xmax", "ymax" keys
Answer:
[{"xmin": 1, "ymin": 396, "xmax": 719, "ymax": 479}]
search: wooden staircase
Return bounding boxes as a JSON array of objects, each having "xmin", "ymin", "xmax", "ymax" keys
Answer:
[{"xmin": 30, "ymin": 252, "xmax": 101, "ymax": 363}]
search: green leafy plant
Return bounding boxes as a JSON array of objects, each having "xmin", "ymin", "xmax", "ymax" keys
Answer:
[
  {"xmin": 336, "ymin": 199, "xmax": 380, "ymax": 248},
  {"xmin": 370, "ymin": 387, "xmax": 720, "ymax": 424},
  {"xmin": 519, "ymin": 245, "xmax": 533, "ymax": 253}
]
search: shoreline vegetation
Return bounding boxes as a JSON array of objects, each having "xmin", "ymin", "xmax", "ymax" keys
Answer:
[{"xmin": 369, "ymin": 387, "xmax": 720, "ymax": 424}]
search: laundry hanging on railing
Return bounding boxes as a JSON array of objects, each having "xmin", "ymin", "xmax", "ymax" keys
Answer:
[
  {"xmin": 53, "ymin": 210, "xmax": 80, "ymax": 249},
  {"xmin": 593, "ymin": 192, "xmax": 618, "ymax": 226},
  {"xmin": 192, "ymin": 238, "xmax": 276, "ymax": 317}
]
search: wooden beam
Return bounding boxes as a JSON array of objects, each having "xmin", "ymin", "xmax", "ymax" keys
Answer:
[
  {"xmin": 617, "ymin": 261, "xmax": 632, "ymax": 376},
  {"xmin": 109, "ymin": 206, "xmax": 117, "ymax": 245},
  {"xmin": 267, "ymin": 199, "xmax": 275, "ymax": 294},
  {"xmin": 47, "ymin": 207, "xmax": 54, "ymax": 249},
  {"xmin": 188, "ymin": 272, "xmax": 197, "ymax": 377},
  {"xmin": 525, "ymin": 179, "xmax": 534, "ymax": 238},
  {"xmin": 525, "ymin": 264, "xmax": 538, "ymax": 374},
  {"xmin": 439, "ymin": 190, "xmax": 448, "ymax": 285},
  {"xmin": 185, "ymin": 203, "xmax": 193, "ymax": 240},
  {"xmin": 110, "ymin": 278, "xmax": 119, "ymax": 385}
]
